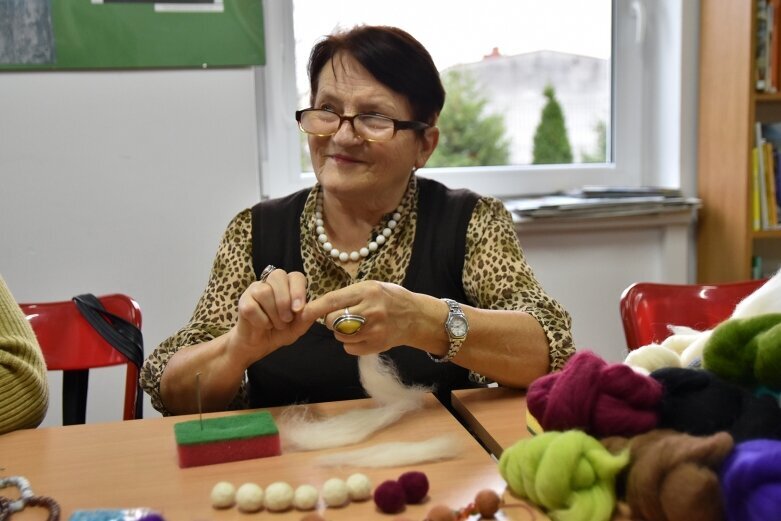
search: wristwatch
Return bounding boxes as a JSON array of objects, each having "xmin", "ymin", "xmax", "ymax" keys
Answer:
[{"xmin": 429, "ymin": 298, "xmax": 469, "ymax": 363}]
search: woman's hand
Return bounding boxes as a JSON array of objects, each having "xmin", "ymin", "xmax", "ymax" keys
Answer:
[
  {"xmin": 226, "ymin": 268, "xmax": 314, "ymax": 365},
  {"xmin": 303, "ymin": 280, "xmax": 439, "ymax": 355}
]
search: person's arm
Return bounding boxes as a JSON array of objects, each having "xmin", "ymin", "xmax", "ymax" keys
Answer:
[
  {"xmin": 157, "ymin": 271, "xmax": 313, "ymax": 415},
  {"xmin": 141, "ymin": 210, "xmax": 315, "ymax": 415},
  {"xmin": 140, "ymin": 211, "xmax": 256, "ymax": 416},
  {"xmin": 0, "ymin": 275, "xmax": 48, "ymax": 434},
  {"xmin": 455, "ymin": 197, "xmax": 574, "ymax": 384},
  {"xmin": 401, "ymin": 294, "xmax": 553, "ymax": 388}
]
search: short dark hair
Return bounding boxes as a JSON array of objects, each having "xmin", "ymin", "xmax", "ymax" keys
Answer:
[{"xmin": 307, "ymin": 25, "xmax": 445, "ymax": 126}]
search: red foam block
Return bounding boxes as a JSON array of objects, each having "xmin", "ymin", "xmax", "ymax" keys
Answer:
[{"xmin": 174, "ymin": 411, "xmax": 281, "ymax": 468}]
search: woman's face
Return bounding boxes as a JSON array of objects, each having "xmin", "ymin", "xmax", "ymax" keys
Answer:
[{"xmin": 308, "ymin": 52, "xmax": 438, "ymax": 207}]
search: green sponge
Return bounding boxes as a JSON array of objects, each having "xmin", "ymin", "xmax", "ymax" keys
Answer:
[{"xmin": 174, "ymin": 411, "xmax": 281, "ymax": 467}]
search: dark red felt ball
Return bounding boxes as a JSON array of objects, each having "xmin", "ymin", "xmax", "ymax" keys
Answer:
[
  {"xmin": 397, "ymin": 471, "xmax": 429, "ymax": 504},
  {"xmin": 374, "ymin": 480, "xmax": 406, "ymax": 514}
]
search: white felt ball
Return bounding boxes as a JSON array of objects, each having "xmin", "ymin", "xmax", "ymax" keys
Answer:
[
  {"xmin": 293, "ymin": 484, "xmax": 319, "ymax": 510},
  {"xmin": 210, "ymin": 481, "xmax": 236, "ymax": 509},
  {"xmin": 321, "ymin": 477, "xmax": 349, "ymax": 507},
  {"xmin": 236, "ymin": 482, "xmax": 264, "ymax": 513},
  {"xmin": 345, "ymin": 473, "xmax": 372, "ymax": 501},
  {"xmin": 264, "ymin": 481, "xmax": 294, "ymax": 512}
]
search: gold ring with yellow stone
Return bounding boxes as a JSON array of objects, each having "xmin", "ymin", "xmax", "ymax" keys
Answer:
[{"xmin": 332, "ymin": 308, "xmax": 366, "ymax": 335}]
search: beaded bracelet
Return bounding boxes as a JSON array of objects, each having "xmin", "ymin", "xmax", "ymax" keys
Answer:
[
  {"xmin": 0, "ymin": 476, "xmax": 33, "ymax": 513},
  {"xmin": 0, "ymin": 476, "xmax": 61, "ymax": 521}
]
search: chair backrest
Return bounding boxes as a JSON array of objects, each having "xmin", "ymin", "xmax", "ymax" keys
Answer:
[
  {"xmin": 19, "ymin": 294, "xmax": 142, "ymax": 424},
  {"xmin": 620, "ymin": 279, "xmax": 767, "ymax": 351}
]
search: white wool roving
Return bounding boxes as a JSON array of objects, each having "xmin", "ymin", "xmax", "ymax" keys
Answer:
[
  {"xmin": 279, "ymin": 354, "xmax": 429, "ymax": 452},
  {"xmin": 661, "ymin": 326, "xmax": 703, "ymax": 354},
  {"xmin": 677, "ymin": 271, "xmax": 780, "ymax": 365},
  {"xmin": 623, "ymin": 271, "xmax": 781, "ymax": 370},
  {"xmin": 624, "ymin": 344, "xmax": 681, "ymax": 374},
  {"xmin": 679, "ymin": 329, "xmax": 714, "ymax": 367},
  {"xmin": 315, "ymin": 435, "xmax": 461, "ymax": 468},
  {"xmin": 358, "ymin": 353, "xmax": 430, "ymax": 407},
  {"xmin": 732, "ymin": 271, "xmax": 781, "ymax": 318}
]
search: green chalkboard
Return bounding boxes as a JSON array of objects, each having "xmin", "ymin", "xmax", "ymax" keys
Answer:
[{"xmin": 0, "ymin": 0, "xmax": 264, "ymax": 69}]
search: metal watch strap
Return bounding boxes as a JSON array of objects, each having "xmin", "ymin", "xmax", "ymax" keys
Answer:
[{"xmin": 428, "ymin": 298, "xmax": 468, "ymax": 364}]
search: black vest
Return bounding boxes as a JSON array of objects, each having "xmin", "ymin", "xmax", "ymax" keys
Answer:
[{"xmin": 247, "ymin": 177, "xmax": 481, "ymax": 408}]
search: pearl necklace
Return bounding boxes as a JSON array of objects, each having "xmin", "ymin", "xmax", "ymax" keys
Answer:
[{"xmin": 315, "ymin": 194, "xmax": 403, "ymax": 264}]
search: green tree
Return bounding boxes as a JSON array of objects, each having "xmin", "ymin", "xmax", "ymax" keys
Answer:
[
  {"xmin": 532, "ymin": 85, "xmax": 573, "ymax": 164},
  {"xmin": 427, "ymin": 70, "xmax": 510, "ymax": 168},
  {"xmin": 580, "ymin": 119, "xmax": 607, "ymax": 163}
]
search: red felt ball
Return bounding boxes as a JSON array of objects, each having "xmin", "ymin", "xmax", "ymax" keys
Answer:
[
  {"xmin": 474, "ymin": 489, "xmax": 501, "ymax": 518},
  {"xmin": 397, "ymin": 471, "xmax": 429, "ymax": 504},
  {"xmin": 425, "ymin": 504, "xmax": 457, "ymax": 521},
  {"xmin": 374, "ymin": 480, "xmax": 406, "ymax": 514}
]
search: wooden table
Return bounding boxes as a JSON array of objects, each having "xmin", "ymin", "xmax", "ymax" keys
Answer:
[
  {"xmin": 451, "ymin": 387, "xmax": 531, "ymax": 458},
  {"xmin": 0, "ymin": 394, "xmax": 547, "ymax": 520}
]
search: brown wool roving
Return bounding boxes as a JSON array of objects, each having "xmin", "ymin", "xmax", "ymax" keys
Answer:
[{"xmin": 603, "ymin": 430, "xmax": 734, "ymax": 521}]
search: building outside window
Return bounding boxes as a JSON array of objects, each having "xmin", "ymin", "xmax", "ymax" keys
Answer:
[{"xmin": 259, "ymin": 0, "xmax": 646, "ymax": 199}]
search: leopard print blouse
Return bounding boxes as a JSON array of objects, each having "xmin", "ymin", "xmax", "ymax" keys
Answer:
[{"xmin": 140, "ymin": 176, "xmax": 574, "ymax": 415}]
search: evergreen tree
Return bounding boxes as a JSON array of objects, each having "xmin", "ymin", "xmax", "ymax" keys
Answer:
[
  {"xmin": 532, "ymin": 85, "xmax": 573, "ymax": 164},
  {"xmin": 427, "ymin": 70, "xmax": 511, "ymax": 168},
  {"xmin": 580, "ymin": 119, "xmax": 607, "ymax": 163}
]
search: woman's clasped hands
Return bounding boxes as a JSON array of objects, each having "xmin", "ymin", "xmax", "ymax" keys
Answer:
[{"xmin": 227, "ymin": 266, "xmax": 427, "ymax": 363}]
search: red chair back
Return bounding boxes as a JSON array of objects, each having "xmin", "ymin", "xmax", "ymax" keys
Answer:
[
  {"xmin": 620, "ymin": 279, "xmax": 767, "ymax": 351},
  {"xmin": 20, "ymin": 294, "xmax": 142, "ymax": 422}
]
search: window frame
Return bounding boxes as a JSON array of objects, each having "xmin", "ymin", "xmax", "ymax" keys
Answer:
[{"xmin": 256, "ymin": 0, "xmax": 645, "ymax": 199}]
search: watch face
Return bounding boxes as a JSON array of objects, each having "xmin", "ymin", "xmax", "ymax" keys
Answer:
[{"xmin": 448, "ymin": 315, "xmax": 468, "ymax": 338}]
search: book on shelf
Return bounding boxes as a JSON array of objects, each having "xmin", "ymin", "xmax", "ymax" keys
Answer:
[
  {"xmin": 765, "ymin": 141, "xmax": 779, "ymax": 225},
  {"xmin": 753, "ymin": 256, "xmax": 764, "ymax": 280},
  {"xmin": 758, "ymin": 0, "xmax": 770, "ymax": 91},
  {"xmin": 755, "ymin": 122, "xmax": 770, "ymax": 228},
  {"xmin": 755, "ymin": 122, "xmax": 781, "ymax": 230},
  {"xmin": 772, "ymin": 0, "xmax": 781, "ymax": 91},
  {"xmin": 753, "ymin": 147, "xmax": 762, "ymax": 232},
  {"xmin": 756, "ymin": 0, "xmax": 781, "ymax": 92},
  {"xmin": 761, "ymin": 122, "xmax": 781, "ymax": 209}
]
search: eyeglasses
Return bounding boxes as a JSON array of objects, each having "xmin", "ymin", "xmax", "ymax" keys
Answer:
[{"xmin": 295, "ymin": 108, "xmax": 430, "ymax": 142}]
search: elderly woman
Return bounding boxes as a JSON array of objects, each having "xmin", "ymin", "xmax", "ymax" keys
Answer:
[{"xmin": 141, "ymin": 25, "xmax": 573, "ymax": 415}]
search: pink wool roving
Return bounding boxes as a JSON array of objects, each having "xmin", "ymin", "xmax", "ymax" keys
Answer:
[{"xmin": 527, "ymin": 350, "xmax": 663, "ymax": 437}]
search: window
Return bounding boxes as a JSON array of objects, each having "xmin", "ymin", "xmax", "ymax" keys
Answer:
[{"xmin": 257, "ymin": 0, "xmax": 646, "ymax": 199}]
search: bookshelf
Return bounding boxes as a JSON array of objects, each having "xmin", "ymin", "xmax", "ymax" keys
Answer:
[{"xmin": 697, "ymin": 0, "xmax": 781, "ymax": 282}]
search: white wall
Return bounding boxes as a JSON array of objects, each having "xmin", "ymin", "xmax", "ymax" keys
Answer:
[
  {"xmin": 518, "ymin": 213, "xmax": 692, "ymax": 363},
  {"xmin": 0, "ymin": 0, "xmax": 700, "ymax": 426},
  {"xmin": 0, "ymin": 69, "xmax": 261, "ymax": 425}
]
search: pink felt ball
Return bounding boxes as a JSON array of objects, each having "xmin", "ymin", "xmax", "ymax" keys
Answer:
[
  {"xmin": 397, "ymin": 471, "xmax": 429, "ymax": 504},
  {"xmin": 374, "ymin": 480, "xmax": 406, "ymax": 514}
]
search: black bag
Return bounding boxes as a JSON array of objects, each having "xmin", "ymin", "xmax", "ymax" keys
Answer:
[{"xmin": 67, "ymin": 294, "xmax": 144, "ymax": 424}]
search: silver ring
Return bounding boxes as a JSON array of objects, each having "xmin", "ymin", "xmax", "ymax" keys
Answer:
[
  {"xmin": 332, "ymin": 307, "xmax": 366, "ymax": 335},
  {"xmin": 259, "ymin": 264, "xmax": 277, "ymax": 283}
]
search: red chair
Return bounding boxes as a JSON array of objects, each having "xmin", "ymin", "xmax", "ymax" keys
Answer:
[
  {"xmin": 620, "ymin": 279, "xmax": 767, "ymax": 351},
  {"xmin": 19, "ymin": 294, "xmax": 143, "ymax": 424}
]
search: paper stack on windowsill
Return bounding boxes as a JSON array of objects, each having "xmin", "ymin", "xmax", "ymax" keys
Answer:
[{"xmin": 504, "ymin": 186, "xmax": 700, "ymax": 222}]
